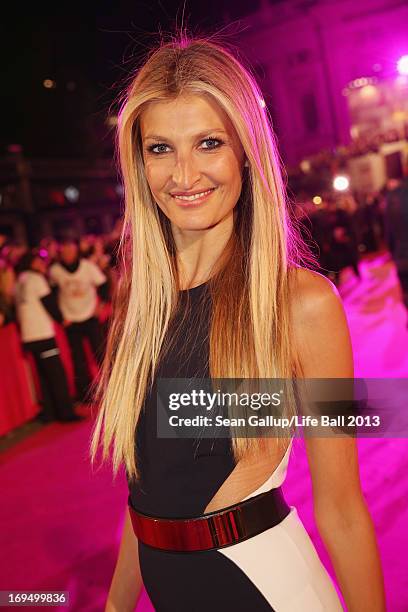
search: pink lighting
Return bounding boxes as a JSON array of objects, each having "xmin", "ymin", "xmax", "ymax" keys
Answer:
[
  {"xmin": 397, "ymin": 55, "xmax": 408, "ymax": 76},
  {"xmin": 7, "ymin": 144, "xmax": 22, "ymax": 154}
]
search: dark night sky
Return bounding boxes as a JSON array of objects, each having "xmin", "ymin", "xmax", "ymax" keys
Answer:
[{"xmin": 1, "ymin": 0, "xmax": 263, "ymax": 158}]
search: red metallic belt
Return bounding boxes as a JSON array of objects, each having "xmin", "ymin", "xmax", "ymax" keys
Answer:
[{"xmin": 128, "ymin": 486, "xmax": 290, "ymax": 552}]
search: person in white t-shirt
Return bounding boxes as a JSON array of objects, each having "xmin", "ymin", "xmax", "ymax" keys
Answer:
[
  {"xmin": 49, "ymin": 238, "xmax": 109, "ymax": 403},
  {"xmin": 15, "ymin": 251, "xmax": 82, "ymax": 423}
]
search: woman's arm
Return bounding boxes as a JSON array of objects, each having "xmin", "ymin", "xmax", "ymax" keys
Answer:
[
  {"xmin": 291, "ymin": 268, "xmax": 386, "ymax": 612},
  {"xmin": 105, "ymin": 507, "xmax": 143, "ymax": 612}
]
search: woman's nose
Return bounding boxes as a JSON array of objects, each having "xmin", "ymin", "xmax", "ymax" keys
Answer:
[{"xmin": 171, "ymin": 155, "xmax": 201, "ymax": 188}]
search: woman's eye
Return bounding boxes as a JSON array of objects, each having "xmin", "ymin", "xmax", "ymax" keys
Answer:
[
  {"xmin": 149, "ymin": 143, "xmax": 170, "ymax": 154},
  {"xmin": 201, "ymin": 138, "xmax": 223, "ymax": 150}
]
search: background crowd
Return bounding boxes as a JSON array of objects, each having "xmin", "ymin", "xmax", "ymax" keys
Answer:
[
  {"xmin": 295, "ymin": 173, "xmax": 408, "ymax": 312},
  {"xmin": 0, "ymin": 170, "xmax": 407, "ymax": 429},
  {"xmin": 0, "ymin": 231, "xmax": 121, "ymax": 425}
]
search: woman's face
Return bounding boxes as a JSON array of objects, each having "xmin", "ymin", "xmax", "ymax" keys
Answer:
[{"xmin": 140, "ymin": 94, "xmax": 246, "ymax": 233}]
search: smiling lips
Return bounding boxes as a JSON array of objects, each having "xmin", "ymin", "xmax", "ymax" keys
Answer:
[{"xmin": 171, "ymin": 187, "xmax": 217, "ymax": 206}]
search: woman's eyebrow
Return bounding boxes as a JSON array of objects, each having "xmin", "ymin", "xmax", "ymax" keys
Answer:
[{"xmin": 143, "ymin": 128, "xmax": 228, "ymax": 142}]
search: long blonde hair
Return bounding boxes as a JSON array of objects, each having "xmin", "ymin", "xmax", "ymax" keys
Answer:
[{"xmin": 90, "ymin": 33, "xmax": 310, "ymax": 479}]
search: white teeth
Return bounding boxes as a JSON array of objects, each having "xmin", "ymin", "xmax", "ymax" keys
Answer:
[{"xmin": 173, "ymin": 189, "xmax": 214, "ymax": 201}]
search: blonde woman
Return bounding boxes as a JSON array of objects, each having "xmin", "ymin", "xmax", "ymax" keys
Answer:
[{"xmin": 92, "ymin": 35, "xmax": 385, "ymax": 611}]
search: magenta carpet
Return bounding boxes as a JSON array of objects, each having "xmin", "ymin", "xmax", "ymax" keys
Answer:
[{"xmin": 1, "ymin": 254, "xmax": 407, "ymax": 611}]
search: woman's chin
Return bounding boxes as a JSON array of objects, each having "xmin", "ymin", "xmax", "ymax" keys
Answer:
[
  {"xmin": 172, "ymin": 215, "xmax": 219, "ymax": 232},
  {"xmin": 175, "ymin": 223, "xmax": 214, "ymax": 233}
]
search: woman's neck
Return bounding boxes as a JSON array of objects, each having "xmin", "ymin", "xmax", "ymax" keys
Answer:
[{"xmin": 173, "ymin": 213, "xmax": 233, "ymax": 289}]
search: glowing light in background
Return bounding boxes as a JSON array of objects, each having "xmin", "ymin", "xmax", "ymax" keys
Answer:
[
  {"xmin": 259, "ymin": 98, "xmax": 266, "ymax": 108},
  {"xmin": 395, "ymin": 75, "xmax": 408, "ymax": 87},
  {"xmin": 312, "ymin": 195, "xmax": 322, "ymax": 205},
  {"xmin": 345, "ymin": 76, "xmax": 377, "ymax": 94},
  {"xmin": 333, "ymin": 175, "xmax": 349, "ymax": 192},
  {"xmin": 300, "ymin": 159, "xmax": 311, "ymax": 173},
  {"xmin": 7, "ymin": 144, "xmax": 22, "ymax": 154},
  {"xmin": 43, "ymin": 79, "xmax": 56, "ymax": 89},
  {"xmin": 64, "ymin": 186, "xmax": 79, "ymax": 202},
  {"xmin": 397, "ymin": 55, "xmax": 408, "ymax": 76},
  {"xmin": 359, "ymin": 85, "xmax": 378, "ymax": 99},
  {"xmin": 106, "ymin": 115, "xmax": 118, "ymax": 126},
  {"xmin": 392, "ymin": 111, "xmax": 407, "ymax": 122}
]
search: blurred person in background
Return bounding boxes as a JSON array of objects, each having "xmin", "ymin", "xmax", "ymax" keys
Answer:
[
  {"xmin": 385, "ymin": 172, "xmax": 408, "ymax": 323},
  {"xmin": 354, "ymin": 193, "xmax": 383, "ymax": 253},
  {"xmin": 79, "ymin": 235, "xmax": 94, "ymax": 259},
  {"xmin": 1, "ymin": 240, "xmax": 28, "ymax": 267},
  {"xmin": 49, "ymin": 237, "xmax": 109, "ymax": 403},
  {"xmin": 0, "ymin": 233, "xmax": 9, "ymax": 253},
  {"xmin": 39, "ymin": 237, "xmax": 59, "ymax": 266},
  {"xmin": 322, "ymin": 198, "xmax": 361, "ymax": 284},
  {"xmin": 104, "ymin": 220, "xmax": 124, "ymax": 297},
  {"xmin": 14, "ymin": 250, "xmax": 82, "ymax": 422},
  {"xmin": 0, "ymin": 258, "xmax": 16, "ymax": 327},
  {"xmin": 80, "ymin": 234, "xmax": 112, "ymax": 274},
  {"xmin": 90, "ymin": 235, "xmax": 111, "ymax": 272}
]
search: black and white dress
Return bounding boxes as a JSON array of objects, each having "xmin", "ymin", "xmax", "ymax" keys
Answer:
[{"xmin": 128, "ymin": 282, "xmax": 343, "ymax": 611}]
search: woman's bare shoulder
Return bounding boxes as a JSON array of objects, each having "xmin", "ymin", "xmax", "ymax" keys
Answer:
[
  {"xmin": 289, "ymin": 266, "xmax": 341, "ymax": 323},
  {"xmin": 288, "ymin": 266, "xmax": 353, "ymax": 377}
]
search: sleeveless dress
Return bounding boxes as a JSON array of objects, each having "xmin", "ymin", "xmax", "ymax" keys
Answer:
[{"xmin": 127, "ymin": 282, "xmax": 343, "ymax": 611}]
